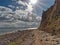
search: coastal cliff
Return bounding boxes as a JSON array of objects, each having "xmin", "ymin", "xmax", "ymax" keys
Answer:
[{"xmin": 39, "ymin": 0, "xmax": 60, "ymax": 34}]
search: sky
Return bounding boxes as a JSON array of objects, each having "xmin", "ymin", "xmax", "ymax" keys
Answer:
[
  {"xmin": 0, "ymin": 0, "xmax": 55, "ymax": 16},
  {"xmin": 0, "ymin": 0, "xmax": 54, "ymax": 33},
  {"xmin": 0, "ymin": 0, "xmax": 55, "ymax": 33}
]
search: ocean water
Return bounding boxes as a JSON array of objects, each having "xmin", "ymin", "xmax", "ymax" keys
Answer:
[
  {"xmin": 0, "ymin": 26, "xmax": 38, "ymax": 34},
  {"xmin": 0, "ymin": 21, "xmax": 40, "ymax": 34}
]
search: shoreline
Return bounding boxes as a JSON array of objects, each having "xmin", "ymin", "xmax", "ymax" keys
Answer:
[{"xmin": 0, "ymin": 27, "xmax": 38, "ymax": 35}]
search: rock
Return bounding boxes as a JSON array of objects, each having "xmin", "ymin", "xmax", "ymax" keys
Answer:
[{"xmin": 39, "ymin": 0, "xmax": 60, "ymax": 34}]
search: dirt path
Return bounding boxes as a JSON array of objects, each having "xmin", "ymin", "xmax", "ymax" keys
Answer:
[{"xmin": 33, "ymin": 30, "xmax": 42, "ymax": 45}]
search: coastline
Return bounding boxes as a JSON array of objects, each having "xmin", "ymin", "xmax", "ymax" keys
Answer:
[{"xmin": 0, "ymin": 27, "xmax": 37, "ymax": 35}]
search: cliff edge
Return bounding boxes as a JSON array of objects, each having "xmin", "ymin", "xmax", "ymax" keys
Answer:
[{"xmin": 39, "ymin": 0, "xmax": 60, "ymax": 34}]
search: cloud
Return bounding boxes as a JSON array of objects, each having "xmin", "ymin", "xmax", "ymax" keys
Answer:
[
  {"xmin": 8, "ymin": 5, "xmax": 15, "ymax": 8},
  {"xmin": 0, "ymin": 6, "xmax": 41, "ymax": 33},
  {"xmin": 0, "ymin": 6, "xmax": 14, "ymax": 22},
  {"xmin": 25, "ymin": 4, "xmax": 33, "ymax": 12},
  {"xmin": 0, "ymin": 6, "xmax": 41, "ymax": 22},
  {"xmin": 0, "ymin": 0, "xmax": 55, "ymax": 33},
  {"xmin": 15, "ymin": 0, "xmax": 27, "ymax": 10},
  {"xmin": 17, "ymin": 0, "xmax": 26, "ymax": 6},
  {"xmin": 0, "ymin": 6, "xmax": 12, "ymax": 12},
  {"xmin": 14, "ymin": 0, "xmax": 33, "ymax": 13}
]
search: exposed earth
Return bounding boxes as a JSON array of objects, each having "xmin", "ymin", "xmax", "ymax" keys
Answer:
[{"xmin": 0, "ymin": 30, "xmax": 60, "ymax": 45}]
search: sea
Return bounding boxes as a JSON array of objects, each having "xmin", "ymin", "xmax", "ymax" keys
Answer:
[{"xmin": 0, "ymin": 27, "xmax": 38, "ymax": 34}]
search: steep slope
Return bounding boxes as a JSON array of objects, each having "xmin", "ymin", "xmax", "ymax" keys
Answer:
[
  {"xmin": 0, "ymin": 30, "xmax": 60, "ymax": 45},
  {"xmin": 39, "ymin": 0, "xmax": 60, "ymax": 34}
]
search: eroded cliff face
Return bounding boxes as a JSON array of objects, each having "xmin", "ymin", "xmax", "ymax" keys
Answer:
[{"xmin": 39, "ymin": 0, "xmax": 60, "ymax": 34}]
